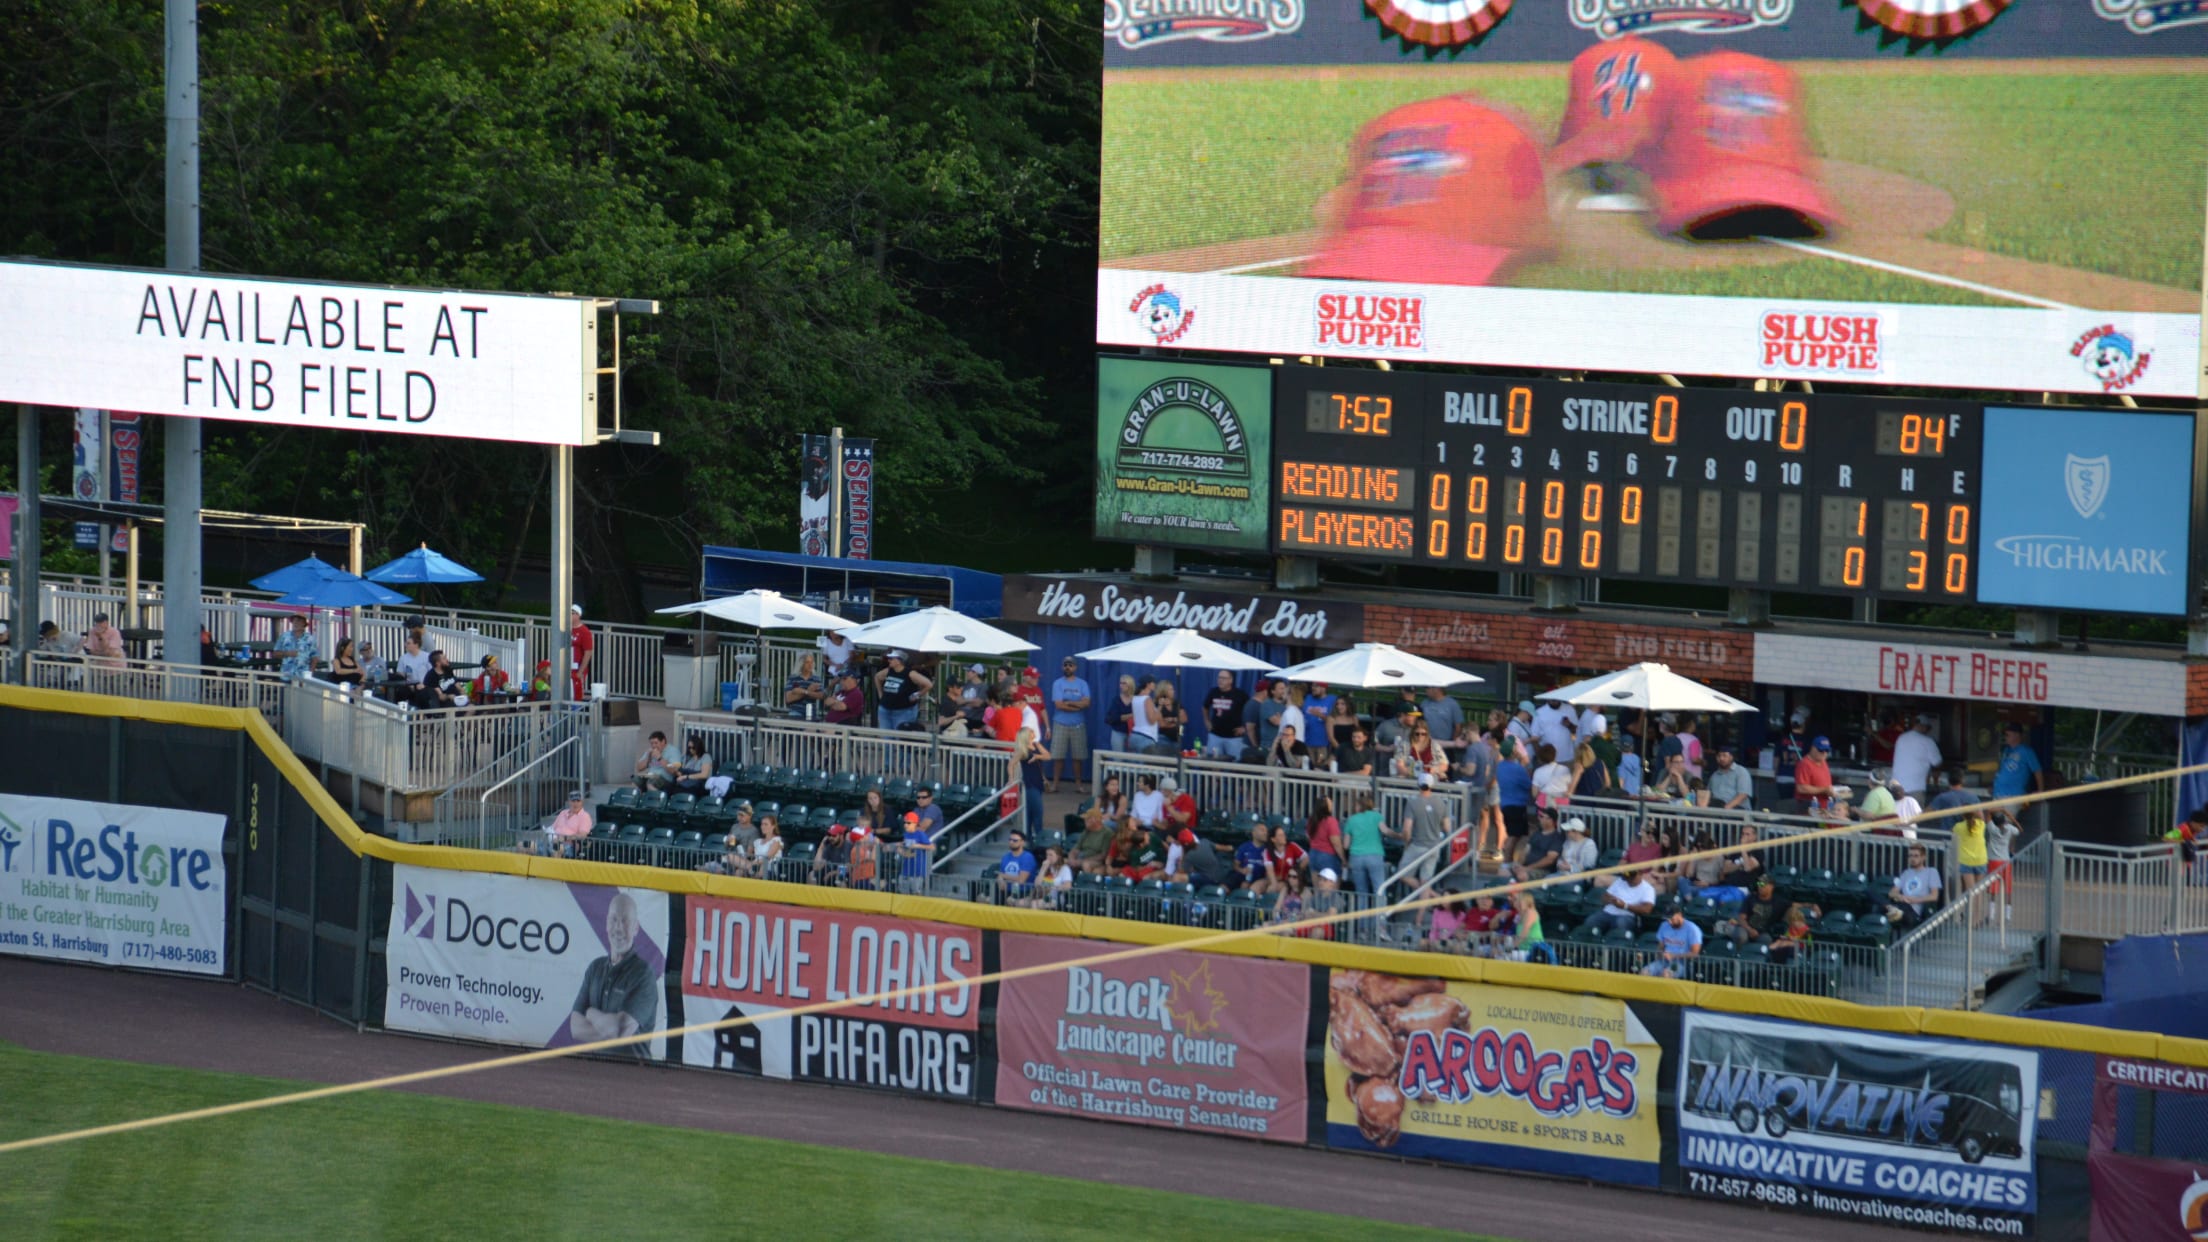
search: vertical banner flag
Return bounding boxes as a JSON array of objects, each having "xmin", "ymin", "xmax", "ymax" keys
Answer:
[
  {"xmin": 840, "ymin": 438, "xmax": 875, "ymax": 560},
  {"xmin": 384, "ymin": 867, "xmax": 671, "ymax": 1059},
  {"xmin": 799, "ymin": 433, "xmax": 834, "ymax": 557},
  {"xmin": 72, "ymin": 408, "xmax": 103, "ymax": 502},
  {"xmin": 1323, "ymin": 970, "xmax": 1661, "ymax": 1186},
  {"xmin": 0, "ymin": 793, "xmax": 229, "ymax": 975},
  {"xmin": 1677, "ymin": 1011, "xmax": 2037, "ymax": 1235},
  {"xmin": 993, "ymin": 932, "xmax": 1309, "ymax": 1142},
  {"xmin": 0, "ymin": 493, "xmax": 16, "ymax": 562},
  {"xmin": 678, "ymin": 896, "xmax": 980, "ymax": 1099},
  {"xmin": 108, "ymin": 410, "xmax": 142, "ymax": 552}
]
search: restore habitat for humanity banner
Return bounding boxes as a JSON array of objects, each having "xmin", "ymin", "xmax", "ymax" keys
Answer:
[
  {"xmin": 0, "ymin": 793, "xmax": 228, "ymax": 976},
  {"xmin": 384, "ymin": 865, "xmax": 670, "ymax": 1059},
  {"xmin": 1677, "ymin": 1011, "xmax": 2037, "ymax": 1236},
  {"xmin": 678, "ymin": 895, "xmax": 981, "ymax": 1100}
]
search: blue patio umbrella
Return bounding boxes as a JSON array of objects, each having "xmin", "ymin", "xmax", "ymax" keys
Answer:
[
  {"xmin": 249, "ymin": 554, "xmax": 352, "ymax": 596},
  {"xmin": 365, "ymin": 543, "xmax": 486, "ymax": 585},
  {"xmin": 273, "ymin": 575, "xmax": 411, "ymax": 609}
]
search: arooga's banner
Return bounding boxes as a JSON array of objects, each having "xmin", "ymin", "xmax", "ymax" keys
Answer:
[
  {"xmin": 993, "ymin": 933, "xmax": 1309, "ymax": 1141},
  {"xmin": 1677, "ymin": 1011, "xmax": 2037, "ymax": 1236},
  {"xmin": 1003, "ymin": 574, "xmax": 1361, "ymax": 645},
  {"xmin": 0, "ymin": 793, "xmax": 228, "ymax": 976},
  {"xmin": 383, "ymin": 866, "xmax": 670, "ymax": 1059},
  {"xmin": 1324, "ymin": 970, "xmax": 1661, "ymax": 1186},
  {"xmin": 678, "ymin": 896, "xmax": 980, "ymax": 1100}
]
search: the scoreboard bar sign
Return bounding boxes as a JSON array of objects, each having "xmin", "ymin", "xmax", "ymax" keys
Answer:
[
  {"xmin": 0, "ymin": 260, "xmax": 598, "ymax": 445},
  {"xmin": 0, "ymin": 794, "xmax": 228, "ymax": 975}
]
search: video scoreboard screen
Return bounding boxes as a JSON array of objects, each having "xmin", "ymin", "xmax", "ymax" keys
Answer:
[{"xmin": 1273, "ymin": 368, "xmax": 1984, "ymax": 604}]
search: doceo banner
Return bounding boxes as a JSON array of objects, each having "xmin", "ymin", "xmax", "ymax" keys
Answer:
[
  {"xmin": 994, "ymin": 933, "xmax": 1308, "ymax": 1141},
  {"xmin": 1678, "ymin": 1011, "xmax": 2038, "ymax": 1236},
  {"xmin": 1095, "ymin": 355, "xmax": 1273, "ymax": 552},
  {"xmin": 678, "ymin": 896, "xmax": 980, "ymax": 1100},
  {"xmin": 0, "ymin": 794, "xmax": 228, "ymax": 976},
  {"xmin": 0, "ymin": 261, "xmax": 598, "ymax": 445},
  {"xmin": 383, "ymin": 866, "xmax": 670, "ymax": 1059},
  {"xmin": 1323, "ymin": 970, "xmax": 1660, "ymax": 1186}
]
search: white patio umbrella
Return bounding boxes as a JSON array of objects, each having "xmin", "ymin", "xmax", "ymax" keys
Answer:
[
  {"xmin": 655, "ymin": 589, "xmax": 851, "ymax": 631},
  {"xmin": 1266, "ymin": 642, "xmax": 1483, "ymax": 689},
  {"xmin": 1074, "ymin": 627, "xmax": 1277, "ymax": 672},
  {"xmin": 843, "ymin": 605, "xmax": 1036, "ymax": 656},
  {"xmin": 1539, "ymin": 662, "xmax": 1755, "ymax": 829}
]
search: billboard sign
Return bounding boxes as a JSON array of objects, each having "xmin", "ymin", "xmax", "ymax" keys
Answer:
[
  {"xmin": 1677, "ymin": 1010, "xmax": 2038, "ymax": 1235},
  {"xmin": 1097, "ymin": 7, "xmax": 2207, "ymax": 396},
  {"xmin": 677, "ymin": 896, "xmax": 981, "ymax": 1100},
  {"xmin": 0, "ymin": 793, "xmax": 228, "ymax": 976},
  {"xmin": 0, "ymin": 261, "xmax": 599, "ymax": 445},
  {"xmin": 1094, "ymin": 355, "xmax": 1274, "ymax": 550},
  {"xmin": 1975, "ymin": 405, "xmax": 2199, "ymax": 617},
  {"xmin": 993, "ymin": 933, "xmax": 1309, "ymax": 1142},
  {"xmin": 1322, "ymin": 969, "xmax": 1661, "ymax": 1186},
  {"xmin": 2090, "ymin": 1056, "xmax": 2208, "ymax": 1242},
  {"xmin": 383, "ymin": 866, "xmax": 671, "ymax": 1058}
]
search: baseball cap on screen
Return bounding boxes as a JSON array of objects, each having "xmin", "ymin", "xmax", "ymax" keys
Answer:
[
  {"xmin": 1552, "ymin": 36, "xmax": 1679, "ymax": 171},
  {"xmin": 1301, "ymin": 96, "xmax": 1556, "ymax": 287},
  {"xmin": 1635, "ymin": 52, "xmax": 1838, "ymax": 240}
]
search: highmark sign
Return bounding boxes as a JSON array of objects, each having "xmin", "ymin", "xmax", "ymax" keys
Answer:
[
  {"xmin": 0, "ymin": 260, "xmax": 599, "ymax": 446},
  {"xmin": 0, "ymin": 794, "xmax": 229, "ymax": 976}
]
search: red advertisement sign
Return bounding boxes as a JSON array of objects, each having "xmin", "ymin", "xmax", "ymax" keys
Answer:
[
  {"xmin": 2088, "ymin": 1151, "xmax": 2208, "ymax": 1242},
  {"xmin": 992, "ymin": 933, "xmax": 1309, "ymax": 1143},
  {"xmin": 678, "ymin": 896, "xmax": 980, "ymax": 1099}
]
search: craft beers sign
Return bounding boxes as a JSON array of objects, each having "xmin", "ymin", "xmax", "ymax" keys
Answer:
[{"xmin": 0, "ymin": 261, "xmax": 598, "ymax": 445}]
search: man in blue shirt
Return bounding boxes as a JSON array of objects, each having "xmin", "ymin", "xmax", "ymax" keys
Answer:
[
  {"xmin": 1302, "ymin": 682, "xmax": 1336, "ymax": 749},
  {"xmin": 911, "ymin": 785, "xmax": 946, "ymax": 835},
  {"xmin": 1048, "ymin": 658, "xmax": 1092, "ymax": 795},
  {"xmin": 1928, "ymin": 770, "xmax": 1980, "ymax": 815},
  {"xmin": 1421, "ymin": 686, "xmax": 1465, "ymax": 760},
  {"xmin": 1244, "ymin": 680, "xmax": 1288, "ymax": 753},
  {"xmin": 1992, "ymin": 723, "xmax": 2044, "ymax": 801},
  {"xmin": 995, "ymin": 830, "xmax": 1037, "ymax": 900},
  {"xmin": 1642, "ymin": 907, "xmax": 1703, "ymax": 978},
  {"xmin": 1233, "ymin": 821, "xmax": 1272, "ymax": 894},
  {"xmin": 897, "ymin": 811, "xmax": 936, "ymax": 887}
]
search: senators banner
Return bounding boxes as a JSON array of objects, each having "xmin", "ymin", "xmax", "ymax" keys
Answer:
[
  {"xmin": 993, "ymin": 933, "xmax": 1309, "ymax": 1142},
  {"xmin": 677, "ymin": 896, "xmax": 981, "ymax": 1101},
  {"xmin": 1324, "ymin": 969, "xmax": 1661, "ymax": 1187}
]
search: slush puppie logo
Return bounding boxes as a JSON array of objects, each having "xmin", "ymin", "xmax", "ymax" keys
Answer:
[
  {"xmin": 1129, "ymin": 284, "xmax": 1193, "ymax": 345},
  {"xmin": 1103, "ymin": 0, "xmax": 1304, "ymax": 49},
  {"xmin": 2070, "ymin": 324, "xmax": 2152, "ymax": 393},
  {"xmin": 1570, "ymin": 0, "xmax": 1792, "ymax": 39}
]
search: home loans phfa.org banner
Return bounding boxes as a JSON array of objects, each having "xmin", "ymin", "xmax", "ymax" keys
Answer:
[
  {"xmin": 0, "ymin": 794, "xmax": 228, "ymax": 976},
  {"xmin": 678, "ymin": 896, "xmax": 980, "ymax": 1101}
]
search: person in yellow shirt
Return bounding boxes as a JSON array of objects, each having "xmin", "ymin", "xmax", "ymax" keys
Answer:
[{"xmin": 1953, "ymin": 810, "xmax": 1990, "ymax": 921}]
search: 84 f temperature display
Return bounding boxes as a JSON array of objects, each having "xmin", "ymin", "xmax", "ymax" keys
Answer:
[{"xmin": 1272, "ymin": 367, "xmax": 1980, "ymax": 602}]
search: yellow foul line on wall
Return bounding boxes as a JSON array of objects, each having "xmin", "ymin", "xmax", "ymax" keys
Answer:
[{"xmin": 0, "ymin": 753, "xmax": 2198, "ymax": 1156}]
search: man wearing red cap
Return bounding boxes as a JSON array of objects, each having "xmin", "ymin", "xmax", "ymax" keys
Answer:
[
  {"xmin": 810, "ymin": 822, "xmax": 852, "ymax": 886},
  {"xmin": 1013, "ymin": 665, "xmax": 1047, "ymax": 742}
]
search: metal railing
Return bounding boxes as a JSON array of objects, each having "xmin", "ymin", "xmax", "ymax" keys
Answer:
[
  {"xmin": 1884, "ymin": 834, "xmax": 2054, "ymax": 1009},
  {"xmin": 2055, "ymin": 839, "xmax": 2208, "ymax": 940},
  {"xmin": 669, "ymin": 711, "xmax": 1015, "ymax": 786},
  {"xmin": 24, "ymin": 651, "xmax": 291, "ymax": 718},
  {"xmin": 434, "ymin": 708, "xmax": 594, "ymax": 850}
]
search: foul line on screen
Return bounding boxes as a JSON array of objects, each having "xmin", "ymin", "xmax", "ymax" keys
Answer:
[
  {"xmin": 1754, "ymin": 236, "xmax": 2073, "ymax": 310},
  {"xmin": 1, "ymin": 762, "xmax": 2195, "ymax": 1155},
  {"xmin": 1204, "ymin": 254, "xmax": 1315, "ymax": 276}
]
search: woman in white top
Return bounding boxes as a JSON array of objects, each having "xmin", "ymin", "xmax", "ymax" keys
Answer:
[
  {"xmin": 1528, "ymin": 742, "xmax": 1572, "ymax": 809},
  {"xmin": 1128, "ymin": 679, "xmax": 1162, "ymax": 751},
  {"xmin": 746, "ymin": 815, "xmax": 785, "ymax": 878},
  {"xmin": 1024, "ymin": 846, "xmax": 1075, "ymax": 909},
  {"xmin": 1129, "ymin": 773, "xmax": 1166, "ymax": 829}
]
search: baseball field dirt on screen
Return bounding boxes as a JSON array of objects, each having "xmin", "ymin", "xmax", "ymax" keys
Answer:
[{"xmin": 1097, "ymin": 2, "xmax": 2208, "ymax": 396}]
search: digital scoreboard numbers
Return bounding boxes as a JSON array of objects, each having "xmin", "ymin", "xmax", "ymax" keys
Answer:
[{"xmin": 1270, "ymin": 367, "xmax": 1981, "ymax": 604}]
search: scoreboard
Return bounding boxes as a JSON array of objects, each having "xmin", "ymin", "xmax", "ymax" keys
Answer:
[{"xmin": 1272, "ymin": 367, "xmax": 1983, "ymax": 603}]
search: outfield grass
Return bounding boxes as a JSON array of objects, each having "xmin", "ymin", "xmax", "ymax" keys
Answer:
[
  {"xmin": 0, "ymin": 1044, "xmax": 1487, "ymax": 1241},
  {"xmin": 1102, "ymin": 67, "xmax": 2208, "ymax": 297}
]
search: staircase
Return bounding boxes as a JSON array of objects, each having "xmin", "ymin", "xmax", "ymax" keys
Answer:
[{"xmin": 421, "ymin": 710, "xmax": 596, "ymax": 847}]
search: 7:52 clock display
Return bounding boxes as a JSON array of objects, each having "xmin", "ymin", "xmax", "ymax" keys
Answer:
[{"xmin": 1271, "ymin": 366, "xmax": 1980, "ymax": 603}]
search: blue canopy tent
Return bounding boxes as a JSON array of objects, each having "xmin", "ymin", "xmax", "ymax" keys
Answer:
[{"xmin": 699, "ymin": 546, "xmax": 1002, "ymax": 621}]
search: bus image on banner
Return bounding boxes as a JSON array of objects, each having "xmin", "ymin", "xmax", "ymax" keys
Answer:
[{"xmin": 1678, "ymin": 1011, "xmax": 2037, "ymax": 1236}]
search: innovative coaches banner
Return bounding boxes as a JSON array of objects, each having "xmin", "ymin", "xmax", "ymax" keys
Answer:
[
  {"xmin": 1678, "ymin": 1011, "xmax": 2037, "ymax": 1236},
  {"xmin": 1323, "ymin": 969, "xmax": 1660, "ymax": 1186},
  {"xmin": 1097, "ymin": 5, "xmax": 2207, "ymax": 396},
  {"xmin": 384, "ymin": 866, "xmax": 670, "ymax": 1059},
  {"xmin": 0, "ymin": 794, "xmax": 227, "ymax": 976},
  {"xmin": 678, "ymin": 896, "xmax": 981, "ymax": 1100},
  {"xmin": 994, "ymin": 933, "xmax": 1308, "ymax": 1141}
]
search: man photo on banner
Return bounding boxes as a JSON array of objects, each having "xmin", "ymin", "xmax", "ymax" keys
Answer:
[{"xmin": 569, "ymin": 891, "xmax": 658, "ymax": 1054}]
